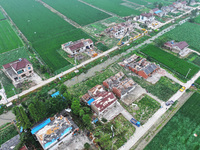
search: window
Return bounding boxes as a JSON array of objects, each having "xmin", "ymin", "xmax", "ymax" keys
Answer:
[
  {"xmin": 28, "ymin": 67, "xmax": 31, "ymax": 70},
  {"xmin": 21, "ymin": 74, "xmax": 26, "ymax": 78},
  {"xmin": 29, "ymin": 71, "xmax": 32, "ymax": 73}
]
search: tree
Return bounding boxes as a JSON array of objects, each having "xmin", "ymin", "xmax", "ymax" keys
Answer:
[
  {"xmin": 82, "ymin": 114, "xmax": 91, "ymax": 126},
  {"xmin": 158, "ymin": 2, "xmax": 163, "ymax": 9},
  {"xmin": 71, "ymin": 99, "xmax": 80, "ymax": 115},
  {"xmin": 59, "ymin": 84, "xmax": 67, "ymax": 95},
  {"xmin": 84, "ymin": 143, "xmax": 90, "ymax": 150},
  {"xmin": 79, "ymin": 109, "xmax": 85, "ymax": 117},
  {"xmin": 153, "ymin": 2, "xmax": 158, "ymax": 7}
]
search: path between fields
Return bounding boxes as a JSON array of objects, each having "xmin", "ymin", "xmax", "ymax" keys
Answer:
[
  {"xmin": 119, "ymin": 70, "xmax": 200, "ymax": 150},
  {"xmin": 78, "ymin": 0, "xmax": 116, "ymax": 17}
]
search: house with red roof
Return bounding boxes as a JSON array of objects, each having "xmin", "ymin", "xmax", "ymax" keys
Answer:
[
  {"xmin": 62, "ymin": 39, "xmax": 93, "ymax": 55},
  {"xmin": 2, "ymin": 58, "xmax": 34, "ymax": 87},
  {"xmin": 90, "ymin": 91, "xmax": 117, "ymax": 117},
  {"xmin": 164, "ymin": 40, "xmax": 189, "ymax": 53}
]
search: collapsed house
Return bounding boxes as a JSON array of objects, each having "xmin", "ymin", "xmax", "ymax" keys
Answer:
[
  {"xmin": 2, "ymin": 58, "xmax": 34, "ymax": 87},
  {"xmin": 104, "ymin": 22, "xmax": 134, "ymax": 38},
  {"xmin": 62, "ymin": 39, "xmax": 93, "ymax": 55},
  {"xmin": 31, "ymin": 115, "xmax": 79, "ymax": 150},
  {"xmin": 103, "ymin": 72, "xmax": 136, "ymax": 99},
  {"xmin": 164, "ymin": 40, "xmax": 189, "ymax": 53},
  {"xmin": 139, "ymin": 13, "xmax": 155, "ymax": 24},
  {"xmin": 119, "ymin": 54, "xmax": 159, "ymax": 79}
]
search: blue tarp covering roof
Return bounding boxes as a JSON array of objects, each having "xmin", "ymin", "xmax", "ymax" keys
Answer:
[
  {"xmin": 87, "ymin": 98, "xmax": 95, "ymax": 106},
  {"xmin": 155, "ymin": 10, "xmax": 162, "ymax": 14},
  {"xmin": 31, "ymin": 118, "xmax": 51, "ymax": 134},
  {"xmin": 20, "ymin": 127, "xmax": 23, "ymax": 133},
  {"xmin": 51, "ymin": 91, "xmax": 60, "ymax": 98}
]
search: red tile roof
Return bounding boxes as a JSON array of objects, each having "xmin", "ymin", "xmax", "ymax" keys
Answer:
[
  {"xmin": 92, "ymin": 91, "xmax": 117, "ymax": 112},
  {"xmin": 152, "ymin": 8, "xmax": 159, "ymax": 12},
  {"xmin": 141, "ymin": 13, "xmax": 153, "ymax": 18},
  {"xmin": 19, "ymin": 145, "xmax": 28, "ymax": 150},
  {"xmin": 173, "ymin": 41, "xmax": 188, "ymax": 50},
  {"xmin": 3, "ymin": 58, "xmax": 31, "ymax": 71},
  {"xmin": 69, "ymin": 41, "xmax": 84, "ymax": 51}
]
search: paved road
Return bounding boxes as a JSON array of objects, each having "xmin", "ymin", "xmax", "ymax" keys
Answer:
[{"xmin": 119, "ymin": 70, "xmax": 200, "ymax": 150}]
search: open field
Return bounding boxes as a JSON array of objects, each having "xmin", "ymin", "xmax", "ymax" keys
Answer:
[
  {"xmin": 0, "ymin": 124, "xmax": 18, "ymax": 146},
  {"xmin": 0, "ymin": 20, "xmax": 23, "ymax": 53},
  {"xmin": 0, "ymin": 0, "xmax": 95, "ymax": 71},
  {"xmin": 83, "ymin": 0, "xmax": 141, "ymax": 17},
  {"xmin": 163, "ymin": 22, "xmax": 200, "ymax": 52},
  {"xmin": 121, "ymin": 95, "xmax": 160, "ymax": 124},
  {"xmin": 0, "ymin": 47, "xmax": 30, "ymax": 68},
  {"xmin": 187, "ymin": 53, "xmax": 200, "ymax": 67},
  {"xmin": 42, "ymin": 0, "xmax": 111, "ymax": 26},
  {"xmin": 94, "ymin": 114, "xmax": 135, "ymax": 149},
  {"xmin": 140, "ymin": 45, "xmax": 200, "ymax": 79},
  {"xmin": 145, "ymin": 92, "xmax": 200, "ymax": 150},
  {"xmin": 0, "ymin": 11, "xmax": 5, "ymax": 20},
  {"xmin": 194, "ymin": 14, "xmax": 200, "ymax": 24}
]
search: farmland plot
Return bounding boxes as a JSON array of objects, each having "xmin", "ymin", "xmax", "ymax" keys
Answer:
[
  {"xmin": 163, "ymin": 22, "xmax": 200, "ymax": 52},
  {"xmin": 140, "ymin": 45, "xmax": 200, "ymax": 79},
  {"xmin": 83, "ymin": 0, "xmax": 141, "ymax": 16},
  {"xmin": 145, "ymin": 92, "xmax": 200, "ymax": 150},
  {"xmin": 42, "ymin": 0, "xmax": 111, "ymax": 26},
  {"xmin": 0, "ymin": 20, "xmax": 23, "ymax": 53},
  {"xmin": 194, "ymin": 14, "xmax": 200, "ymax": 24},
  {"xmin": 0, "ymin": 0, "xmax": 94, "ymax": 71},
  {"xmin": 0, "ymin": 11, "xmax": 5, "ymax": 20}
]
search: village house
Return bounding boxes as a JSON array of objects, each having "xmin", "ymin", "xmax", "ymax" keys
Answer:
[
  {"xmin": 164, "ymin": 40, "xmax": 189, "ymax": 53},
  {"xmin": 104, "ymin": 22, "xmax": 134, "ymax": 38},
  {"xmin": 119, "ymin": 54, "xmax": 159, "ymax": 79},
  {"xmin": 150, "ymin": 8, "xmax": 165, "ymax": 17},
  {"xmin": 103, "ymin": 72, "xmax": 136, "ymax": 99},
  {"xmin": 173, "ymin": 1, "xmax": 187, "ymax": 9},
  {"xmin": 90, "ymin": 91, "xmax": 117, "ymax": 117},
  {"xmin": 2, "ymin": 58, "xmax": 34, "ymax": 87},
  {"xmin": 139, "ymin": 13, "xmax": 155, "ymax": 24},
  {"xmin": 62, "ymin": 39, "xmax": 93, "ymax": 55}
]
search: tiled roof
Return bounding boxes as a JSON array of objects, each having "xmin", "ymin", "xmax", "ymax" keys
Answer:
[
  {"xmin": 152, "ymin": 8, "xmax": 159, "ymax": 12},
  {"xmin": 3, "ymin": 58, "xmax": 31, "ymax": 71},
  {"xmin": 141, "ymin": 13, "xmax": 153, "ymax": 18},
  {"xmin": 92, "ymin": 91, "xmax": 117, "ymax": 112},
  {"xmin": 69, "ymin": 41, "xmax": 84, "ymax": 51},
  {"xmin": 173, "ymin": 41, "xmax": 188, "ymax": 50}
]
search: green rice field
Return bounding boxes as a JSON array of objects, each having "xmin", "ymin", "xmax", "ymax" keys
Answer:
[
  {"xmin": 43, "ymin": 0, "xmax": 111, "ymax": 26},
  {"xmin": 145, "ymin": 92, "xmax": 200, "ymax": 150},
  {"xmin": 0, "ymin": 0, "xmax": 94, "ymax": 71},
  {"xmin": 83, "ymin": 0, "xmax": 141, "ymax": 16},
  {"xmin": 194, "ymin": 14, "xmax": 200, "ymax": 24},
  {"xmin": 163, "ymin": 22, "xmax": 200, "ymax": 52},
  {"xmin": 0, "ymin": 11, "xmax": 5, "ymax": 20},
  {"xmin": 0, "ymin": 20, "xmax": 23, "ymax": 53},
  {"xmin": 140, "ymin": 45, "xmax": 200, "ymax": 79}
]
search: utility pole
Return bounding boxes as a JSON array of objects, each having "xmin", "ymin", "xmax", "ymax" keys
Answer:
[
  {"xmin": 139, "ymin": 111, "xmax": 145, "ymax": 122},
  {"xmin": 111, "ymin": 125, "xmax": 114, "ymax": 150},
  {"xmin": 185, "ymin": 68, "xmax": 191, "ymax": 79}
]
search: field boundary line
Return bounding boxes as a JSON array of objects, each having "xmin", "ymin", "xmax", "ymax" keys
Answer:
[
  {"xmin": 78, "ymin": 0, "xmax": 117, "ymax": 17},
  {"xmin": 38, "ymin": 0, "xmax": 81, "ymax": 28}
]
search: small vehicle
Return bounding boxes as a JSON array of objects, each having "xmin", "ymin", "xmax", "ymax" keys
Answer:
[
  {"xmin": 130, "ymin": 118, "xmax": 140, "ymax": 127},
  {"xmin": 165, "ymin": 100, "xmax": 174, "ymax": 106},
  {"xmin": 179, "ymin": 86, "xmax": 186, "ymax": 92}
]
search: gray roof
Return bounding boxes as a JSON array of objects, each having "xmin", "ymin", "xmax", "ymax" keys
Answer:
[
  {"xmin": 143, "ymin": 64, "xmax": 158, "ymax": 75},
  {"xmin": 0, "ymin": 134, "xmax": 20, "ymax": 150}
]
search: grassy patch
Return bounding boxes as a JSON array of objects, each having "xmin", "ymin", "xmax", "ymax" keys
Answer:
[
  {"xmin": 132, "ymin": 76, "xmax": 181, "ymax": 101},
  {"xmin": 121, "ymin": 95, "xmax": 160, "ymax": 124},
  {"xmin": 0, "ymin": 20, "xmax": 23, "ymax": 53},
  {"xmin": 43, "ymin": 0, "xmax": 111, "ymax": 26},
  {"xmin": 145, "ymin": 92, "xmax": 200, "ymax": 150},
  {"xmin": 94, "ymin": 114, "xmax": 135, "ymax": 149},
  {"xmin": 140, "ymin": 44, "xmax": 200, "ymax": 79},
  {"xmin": 0, "ymin": 124, "xmax": 18, "ymax": 146},
  {"xmin": 187, "ymin": 53, "xmax": 200, "ymax": 67}
]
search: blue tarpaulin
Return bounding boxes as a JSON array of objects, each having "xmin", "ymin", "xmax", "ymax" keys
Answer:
[
  {"xmin": 87, "ymin": 98, "xmax": 95, "ymax": 106},
  {"xmin": 155, "ymin": 10, "xmax": 162, "ymax": 14},
  {"xmin": 31, "ymin": 118, "xmax": 51, "ymax": 134},
  {"xmin": 51, "ymin": 91, "xmax": 60, "ymax": 98}
]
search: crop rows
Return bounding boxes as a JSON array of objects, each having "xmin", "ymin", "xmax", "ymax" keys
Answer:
[
  {"xmin": 145, "ymin": 92, "xmax": 200, "ymax": 150},
  {"xmin": 140, "ymin": 44, "xmax": 200, "ymax": 79},
  {"xmin": 43, "ymin": 0, "xmax": 111, "ymax": 26}
]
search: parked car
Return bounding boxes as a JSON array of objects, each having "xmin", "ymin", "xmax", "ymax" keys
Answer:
[
  {"xmin": 179, "ymin": 86, "xmax": 186, "ymax": 92},
  {"xmin": 165, "ymin": 100, "xmax": 174, "ymax": 106}
]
